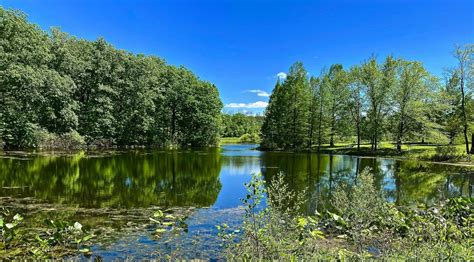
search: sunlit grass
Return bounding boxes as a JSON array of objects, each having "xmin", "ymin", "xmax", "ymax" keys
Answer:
[{"xmin": 220, "ymin": 137, "xmax": 241, "ymax": 144}]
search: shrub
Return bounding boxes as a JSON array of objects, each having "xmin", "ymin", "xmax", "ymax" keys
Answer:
[
  {"xmin": 332, "ymin": 168, "xmax": 407, "ymax": 251},
  {"xmin": 36, "ymin": 130, "xmax": 85, "ymax": 150},
  {"xmin": 218, "ymin": 172, "xmax": 344, "ymax": 260},
  {"xmin": 238, "ymin": 133, "xmax": 260, "ymax": 144},
  {"xmin": 219, "ymin": 170, "xmax": 473, "ymax": 260},
  {"xmin": 432, "ymin": 145, "xmax": 459, "ymax": 161},
  {"xmin": 56, "ymin": 131, "xmax": 86, "ymax": 149}
]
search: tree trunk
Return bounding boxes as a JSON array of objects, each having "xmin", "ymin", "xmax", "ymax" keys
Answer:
[
  {"xmin": 460, "ymin": 70, "xmax": 470, "ymax": 155},
  {"xmin": 396, "ymin": 114, "xmax": 404, "ymax": 153},
  {"xmin": 317, "ymin": 97, "xmax": 323, "ymax": 152},
  {"xmin": 330, "ymin": 109, "xmax": 335, "ymax": 147},
  {"xmin": 470, "ymin": 133, "xmax": 474, "ymax": 154},
  {"xmin": 308, "ymin": 96, "xmax": 314, "ymax": 151},
  {"xmin": 375, "ymin": 135, "xmax": 378, "ymax": 151},
  {"xmin": 356, "ymin": 122, "xmax": 360, "ymax": 150}
]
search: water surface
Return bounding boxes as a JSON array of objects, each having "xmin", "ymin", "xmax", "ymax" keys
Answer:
[{"xmin": 0, "ymin": 144, "xmax": 472, "ymax": 259}]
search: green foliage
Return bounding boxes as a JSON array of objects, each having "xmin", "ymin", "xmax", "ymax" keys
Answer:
[
  {"xmin": 220, "ymin": 171, "xmax": 473, "ymax": 260},
  {"xmin": 0, "ymin": 7, "xmax": 222, "ymax": 149},
  {"xmin": 218, "ymin": 173, "xmax": 313, "ymax": 259},
  {"xmin": 0, "ymin": 207, "xmax": 94, "ymax": 259},
  {"xmin": 34, "ymin": 130, "xmax": 85, "ymax": 150},
  {"xmin": 32, "ymin": 220, "xmax": 94, "ymax": 258},
  {"xmin": 432, "ymin": 145, "xmax": 460, "ymax": 161},
  {"xmin": 261, "ymin": 51, "xmax": 474, "ymax": 155},
  {"xmin": 221, "ymin": 113, "xmax": 263, "ymax": 138},
  {"xmin": 238, "ymin": 133, "xmax": 260, "ymax": 143},
  {"xmin": 0, "ymin": 209, "xmax": 23, "ymax": 251},
  {"xmin": 261, "ymin": 62, "xmax": 311, "ymax": 150},
  {"xmin": 333, "ymin": 168, "xmax": 406, "ymax": 250}
]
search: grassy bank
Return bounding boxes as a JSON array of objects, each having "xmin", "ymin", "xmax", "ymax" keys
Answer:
[
  {"xmin": 220, "ymin": 137, "xmax": 242, "ymax": 144},
  {"xmin": 309, "ymin": 142, "xmax": 473, "ymax": 165},
  {"xmin": 220, "ymin": 134, "xmax": 260, "ymax": 144}
]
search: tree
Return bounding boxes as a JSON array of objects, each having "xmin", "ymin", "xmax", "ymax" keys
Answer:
[
  {"xmin": 221, "ymin": 113, "xmax": 263, "ymax": 138},
  {"xmin": 286, "ymin": 62, "xmax": 311, "ymax": 149},
  {"xmin": 325, "ymin": 64, "xmax": 350, "ymax": 147},
  {"xmin": 347, "ymin": 66, "xmax": 365, "ymax": 150},
  {"xmin": 452, "ymin": 45, "xmax": 473, "ymax": 155},
  {"xmin": 0, "ymin": 8, "xmax": 52, "ymax": 148},
  {"xmin": 308, "ymin": 77, "xmax": 320, "ymax": 149},
  {"xmin": 261, "ymin": 62, "xmax": 311, "ymax": 150},
  {"xmin": 261, "ymin": 80, "xmax": 284, "ymax": 149},
  {"xmin": 0, "ymin": 7, "xmax": 222, "ymax": 149},
  {"xmin": 360, "ymin": 57, "xmax": 382, "ymax": 150},
  {"xmin": 393, "ymin": 61, "xmax": 430, "ymax": 152}
]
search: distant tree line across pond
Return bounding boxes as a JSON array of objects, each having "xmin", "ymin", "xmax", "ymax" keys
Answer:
[
  {"xmin": 261, "ymin": 47, "xmax": 474, "ymax": 154},
  {"xmin": 0, "ymin": 7, "xmax": 222, "ymax": 149},
  {"xmin": 220, "ymin": 113, "xmax": 263, "ymax": 138}
]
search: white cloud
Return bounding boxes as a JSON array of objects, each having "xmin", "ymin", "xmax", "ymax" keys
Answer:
[
  {"xmin": 225, "ymin": 101, "xmax": 269, "ymax": 109},
  {"xmin": 247, "ymin": 89, "xmax": 270, "ymax": 97},
  {"xmin": 276, "ymin": 72, "xmax": 287, "ymax": 80}
]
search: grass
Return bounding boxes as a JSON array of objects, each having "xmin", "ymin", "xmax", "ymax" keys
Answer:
[
  {"xmin": 312, "ymin": 142, "xmax": 472, "ymax": 164},
  {"xmin": 220, "ymin": 137, "xmax": 241, "ymax": 144},
  {"xmin": 222, "ymin": 137, "xmax": 472, "ymax": 164}
]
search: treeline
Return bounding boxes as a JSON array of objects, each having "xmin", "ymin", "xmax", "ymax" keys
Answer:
[
  {"xmin": 0, "ymin": 7, "xmax": 222, "ymax": 149},
  {"xmin": 221, "ymin": 113, "xmax": 263, "ymax": 138},
  {"xmin": 261, "ymin": 47, "xmax": 474, "ymax": 153}
]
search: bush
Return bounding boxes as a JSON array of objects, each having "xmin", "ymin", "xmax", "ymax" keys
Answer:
[
  {"xmin": 36, "ymin": 130, "xmax": 85, "ymax": 150},
  {"xmin": 432, "ymin": 145, "xmax": 459, "ymax": 161},
  {"xmin": 332, "ymin": 168, "xmax": 406, "ymax": 251},
  {"xmin": 219, "ymin": 170, "xmax": 473, "ymax": 260},
  {"xmin": 238, "ymin": 133, "xmax": 260, "ymax": 143}
]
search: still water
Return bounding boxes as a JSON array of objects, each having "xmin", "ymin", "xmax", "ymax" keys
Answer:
[{"xmin": 0, "ymin": 144, "xmax": 472, "ymax": 259}]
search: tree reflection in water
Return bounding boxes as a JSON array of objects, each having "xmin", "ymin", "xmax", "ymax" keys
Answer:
[
  {"xmin": 0, "ymin": 147, "xmax": 472, "ymax": 211},
  {"xmin": 261, "ymin": 152, "xmax": 473, "ymax": 213},
  {"xmin": 0, "ymin": 149, "xmax": 222, "ymax": 208}
]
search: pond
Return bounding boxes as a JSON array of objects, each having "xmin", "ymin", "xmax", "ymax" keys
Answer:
[{"xmin": 0, "ymin": 144, "xmax": 473, "ymax": 259}]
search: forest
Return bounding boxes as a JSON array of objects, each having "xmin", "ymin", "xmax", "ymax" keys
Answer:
[
  {"xmin": 220, "ymin": 113, "xmax": 263, "ymax": 143},
  {"xmin": 261, "ymin": 51, "xmax": 474, "ymax": 154},
  {"xmin": 0, "ymin": 7, "xmax": 222, "ymax": 149}
]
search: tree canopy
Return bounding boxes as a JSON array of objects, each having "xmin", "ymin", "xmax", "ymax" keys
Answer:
[
  {"xmin": 0, "ymin": 7, "xmax": 222, "ymax": 149},
  {"xmin": 261, "ymin": 50, "xmax": 474, "ymax": 152}
]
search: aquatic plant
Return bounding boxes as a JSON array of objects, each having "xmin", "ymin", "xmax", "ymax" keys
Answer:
[{"xmin": 0, "ymin": 208, "xmax": 23, "ymax": 253}]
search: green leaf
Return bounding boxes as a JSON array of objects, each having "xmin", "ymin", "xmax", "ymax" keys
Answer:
[
  {"xmin": 297, "ymin": 217, "xmax": 308, "ymax": 228},
  {"xmin": 153, "ymin": 210, "xmax": 164, "ymax": 218},
  {"xmin": 155, "ymin": 228, "xmax": 166, "ymax": 233}
]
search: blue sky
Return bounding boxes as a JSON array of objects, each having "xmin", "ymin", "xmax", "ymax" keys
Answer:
[{"xmin": 1, "ymin": 0, "xmax": 473, "ymax": 114}]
